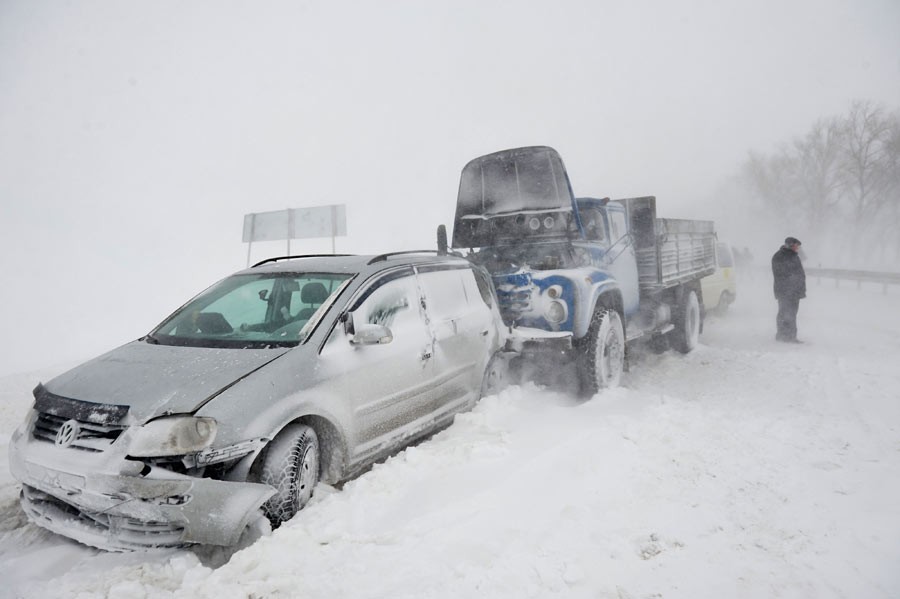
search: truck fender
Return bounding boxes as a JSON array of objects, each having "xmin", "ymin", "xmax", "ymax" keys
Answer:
[{"xmin": 576, "ymin": 280, "xmax": 623, "ymax": 339}]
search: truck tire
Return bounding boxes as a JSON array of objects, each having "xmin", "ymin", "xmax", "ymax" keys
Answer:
[
  {"xmin": 670, "ymin": 289, "xmax": 700, "ymax": 353},
  {"xmin": 260, "ymin": 424, "xmax": 319, "ymax": 528},
  {"xmin": 577, "ymin": 308, "xmax": 625, "ymax": 396}
]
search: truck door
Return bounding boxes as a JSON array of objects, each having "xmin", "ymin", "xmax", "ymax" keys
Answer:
[{"xmin": 605, "ymin": 207, "xmax": 640, "ymax": 316}]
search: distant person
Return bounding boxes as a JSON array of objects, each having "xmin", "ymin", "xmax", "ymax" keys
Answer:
[
  {"xmin": 734, "ymin": 247, "xmax": 753, "ymax": 277},
  {"xmin": 771, "ymin": 237, "xmax": 806, "ymax": 343}
]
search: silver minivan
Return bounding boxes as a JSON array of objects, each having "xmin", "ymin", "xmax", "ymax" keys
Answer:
[{"xmin": 9, "ymin": 252, "xmax": 508, "ymax": 549}]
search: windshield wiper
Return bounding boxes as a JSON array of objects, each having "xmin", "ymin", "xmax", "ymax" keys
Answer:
[{"xmin": 142, "ymin": 334, "xmax": 160, "ymax": 345}]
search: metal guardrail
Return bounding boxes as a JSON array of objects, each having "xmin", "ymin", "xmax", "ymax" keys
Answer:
[{"xmin": 806, "ymin": 267, "xmax": 900, "ymax": 293}]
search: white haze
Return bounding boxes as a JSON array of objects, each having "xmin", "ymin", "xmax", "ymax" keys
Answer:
[{"xmin": 1, "ymin": 0, "xmax": 899, "ymax": 376}]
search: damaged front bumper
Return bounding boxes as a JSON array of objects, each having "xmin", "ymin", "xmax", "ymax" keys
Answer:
[{"xmin": 8, "ymin": 420, "xmax": 274, "ymax": 551}]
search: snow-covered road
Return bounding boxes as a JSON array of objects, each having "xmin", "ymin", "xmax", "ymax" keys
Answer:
[{"xmin": 2, "ymin": 276, "xmax": 899, "ymax": 598}]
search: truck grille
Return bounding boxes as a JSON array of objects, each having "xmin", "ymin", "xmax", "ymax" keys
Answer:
[{"xmin": 494, "ymin": 272, "xmax": 533, "ymax": 322}]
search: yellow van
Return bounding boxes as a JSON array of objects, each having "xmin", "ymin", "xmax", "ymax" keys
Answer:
[{"xmin": 701, "ymin": 242, "xmax": 737, "ymax": 314}]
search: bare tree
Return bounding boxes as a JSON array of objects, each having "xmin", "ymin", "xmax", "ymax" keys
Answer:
[
  {"xmin": 837, "ymin": 101, "xmax": 897, "ymax": 239},
  {"xmin": 738, "ymin": 100, "xmax": 900, "ymax": 268}
]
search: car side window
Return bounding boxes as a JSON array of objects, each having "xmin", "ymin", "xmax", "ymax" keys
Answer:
[
  {"xmin": 416, "ymin": 268, "xmax": 470, "ymax": 321},
  {"xmin": 358, "ymin": 275, "xmax": 418, "ymax": 329},
  {"xmin": 470, "ymin": 268, "xmax": 494, "ymax": 308}
]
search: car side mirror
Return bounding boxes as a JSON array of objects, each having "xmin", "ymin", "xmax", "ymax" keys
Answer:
[{"xmin": 350, "ymin": 323, "xmax": 393, "ymax": 346}]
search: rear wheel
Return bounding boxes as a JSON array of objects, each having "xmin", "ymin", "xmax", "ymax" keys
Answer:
[
  {"xmin": 670, "ymin": 289, "xmax": 701, "ymax": 353},
  {"xmin": 577, "ymin": 308, "xmax": 625, "ymax": 397},
  {"xmin": 260, "ymin": 424, "xmax": 319, "ymax": 528}
]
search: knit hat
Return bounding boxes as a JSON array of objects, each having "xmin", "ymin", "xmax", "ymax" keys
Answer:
[{"xmin": 784, "ymin": 236, "xmax": 801, "ymax": 246}]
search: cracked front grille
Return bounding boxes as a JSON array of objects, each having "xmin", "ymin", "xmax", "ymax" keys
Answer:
[
  {"xmin": 21, "ymin": 485, "xmax": 186, "ymax": 550},
  {"xmin": 30, "ymin": 385, "xmax": 129, "ymax": 451}
]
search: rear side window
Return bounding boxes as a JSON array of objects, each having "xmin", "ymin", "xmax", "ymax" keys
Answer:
[
  {"xmin": 471, "ymin": 268, "xmax": 495, "ymax": 307},
  {"xmin": 717, "ymin": 243, "xmax": 734, "ymax": 267},
  {"xmin": 417, "ymin": 268, "xmax": 470, "ymax": 321}
]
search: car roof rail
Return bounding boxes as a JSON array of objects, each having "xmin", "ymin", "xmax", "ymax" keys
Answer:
[
  {"xmin": 252, "ymin": 254, "xmax": 355, "ymax": 268},
  {"xmin": 367, "ymin": 250, "xmax": 457, "ymax": 265}
]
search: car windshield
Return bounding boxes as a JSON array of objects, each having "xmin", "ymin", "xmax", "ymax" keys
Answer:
[{"xmin": 149, "ymin": 272, "xmax": 353, "ymax": 348}]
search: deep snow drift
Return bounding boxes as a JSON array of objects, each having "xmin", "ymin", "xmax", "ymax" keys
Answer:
[{"xmin": 1, "ymin": 273, "xmax": 898, "ymax": 598}]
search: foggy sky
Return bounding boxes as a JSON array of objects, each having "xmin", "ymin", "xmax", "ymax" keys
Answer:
[{"xmin": 1, "ymin": 0, "xmax": 898, "ymax": 376}]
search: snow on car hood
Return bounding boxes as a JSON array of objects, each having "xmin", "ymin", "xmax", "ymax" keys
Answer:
[{"xmin": 41, "ymin": 340, "xmax": 290, "ymax": 423}]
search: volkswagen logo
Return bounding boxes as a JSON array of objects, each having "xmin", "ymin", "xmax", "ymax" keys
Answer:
[{"xmin": 55, "ymin": 419, "xmax": 80, "ymax": 448}]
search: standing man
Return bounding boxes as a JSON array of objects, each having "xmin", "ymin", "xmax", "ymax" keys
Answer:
[{"xmin": 771, "ymin": 236, "xmax": 806, "ymax": 343}]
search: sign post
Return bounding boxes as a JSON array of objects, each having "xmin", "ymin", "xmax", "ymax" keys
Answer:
[{"xmin": 243, "ymin": 205, "xmax": 347, "ymax": 266}]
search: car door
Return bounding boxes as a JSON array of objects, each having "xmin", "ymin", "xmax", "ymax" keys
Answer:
[
  {"xmin": 416, "ymin": 265, "xmax": 493, "ymax": 419},
  {"xmin": 318, "ymin": 267, "xmax": 438, "ymax": 462}
]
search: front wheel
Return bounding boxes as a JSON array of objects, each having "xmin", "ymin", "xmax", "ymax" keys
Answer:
[
  {"xmin": 670, "ymin": 289, "xmax": 701, "ymax": 353},
  {"xmin": 577, "ymin": 308, "xmax": 625, "ymax": 397},
  {"xmin": 260, "ymin": 424, "xmax": 320, "ymax": 528}
]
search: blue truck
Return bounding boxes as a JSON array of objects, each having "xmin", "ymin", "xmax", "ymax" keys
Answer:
[{"xmin": 443, "ymin": 146, "xmax": 717, "ymax": 396}]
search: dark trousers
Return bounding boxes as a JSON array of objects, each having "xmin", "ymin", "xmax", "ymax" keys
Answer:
[{"xmin": 776, "ymin": 297, "xmax": 800, "ymax": 341}]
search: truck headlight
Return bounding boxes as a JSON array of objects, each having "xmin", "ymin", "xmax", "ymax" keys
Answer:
[
  {"xmin": 545, "ymin": 299, "xmax": 567, "ymax": 324},
  {"xmin": 128, "ymin": 416, "xmax": 218, "ymax": 457}
]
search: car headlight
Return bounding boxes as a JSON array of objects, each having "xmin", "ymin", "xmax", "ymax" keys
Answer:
[{"xmin": 128, "ymin": 416, "xmax": 218, "ymax": 457}]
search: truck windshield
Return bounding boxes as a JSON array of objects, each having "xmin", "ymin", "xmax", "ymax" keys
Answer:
[{"xmin": 149, "ymin": 272, "xmax": 352, "ymax": 348}]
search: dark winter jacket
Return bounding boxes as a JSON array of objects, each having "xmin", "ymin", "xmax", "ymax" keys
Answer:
[{"xmin": 771, "ymin": 246, "xmax": 806, "ymax": 300}]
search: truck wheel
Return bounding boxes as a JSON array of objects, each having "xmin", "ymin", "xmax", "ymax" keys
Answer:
[
  {"xmin": 670, "ymin": 289, "xmax": 700, "ymax": 353},
  {"xmin": 578, "ymin": 308, "xmax": 625, "ymax": 396},
  {"xmin": 260, "ymin": 424, "xmax": 319, "ymax": 528}
]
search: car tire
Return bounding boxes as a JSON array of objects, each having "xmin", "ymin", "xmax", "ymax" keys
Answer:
[
  {"xmin": 717, "ymin": 291, "xmax": 731, "ymax": 314},
  {"xmin": 670, "ymin": 289, "xmax": 701, "ymax": 353},
  {"xmin": 260, "ymin": 424, "xmax": 319, "ymax": 528},
  {"xmin": 577, "ymin": 308, "xmax": 625, "ymax": 397}
]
